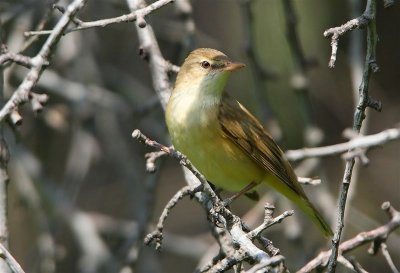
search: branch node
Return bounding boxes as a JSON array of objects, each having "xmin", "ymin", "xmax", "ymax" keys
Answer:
[
  {"xmin": 369, "ymin": 60, "xmax": 380, "ymax": 73},
  {"xmin": 136, "ymin": 14, "xmax": 147, "ymax": 28},
  {"xmin": 342, "ymin": 148, "xmax": 369, "ymax": 165},
  {"xmin": 368, "ymin": 239, "xmax": 383, "ymax": 255},
  {"xmin": 145, "ymin": 150, "xmax": 168, "ymax": 173},
  {"xmin": 138, "ymin": 46, "xmax": 150, "ymax": 61},
  {"xmin": 30, "ymin": 92, "xmax": 49, "ymax": 113},
  {"xmin": 342, "ymin": 128, "xmax": 359, "ymax": 140},
  {"xmin": 248, "ymin": 205, "xmax": 293, "ymax": 239},
  {"xmin": 264, "ymin": 203, "xmax": 275, "ymax": 221},
  {"xmin": 381, "ymin": 201, "xmax": 399, "ymax": 220},
  {"xmin": 366, "ymin": 96, "xmax": 382, "ymax": 112},
  {"xmin": 10, "ymin": 110, "xmax": 23, "ymax": 126}
]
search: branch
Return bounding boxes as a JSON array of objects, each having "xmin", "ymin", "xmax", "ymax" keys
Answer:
[
  {"xmin": 325, "ymin": 0, "xmax": 383, "ymax": 271},
  {"xmin": 380, "ymin": 242, "xmax": 400, "ymax": 273},
  {"xmin": 0, "ymin": 244, "xmax": 26, "ymax": 273},
  {"xmin": 247, "ymin": 204, "xmax": 293, "ymax": 239},
  {"xmin": 144, "ymin": 185, "xmax": 202, "ymax": 250},
  {"xmin": 324, "ymin": 1, "xmax": 375, "ymax": 68},
  {"xmin": 145, "ymin": 150, "xmax": 168, "ymax": 173},
  {"xmin": 349, "ymin": 257, "xmax": 369, "ymax": 273},
  {"xmin": 0, "ymin": 45, "xmax": 34, "ymax": 68},
  {"xmin": 0, "ymin": 0, "xmax": 88, "ymax": 124},
  {"xmin": 286, "ymin": 127, "xmax": 400, "ymax": 162},
  {"xmin": 24, "ymin": 0, "xmax": 175, "ymax": 37},
  {"xmin": 127, "ymin": 0, "xmax": 174, "ymax": 109},
  {"xmin": 132, "ymin": 130, "xmax": 287, "ymax": 272},
  {"xmin": 298, "ymin": 202, "xmax": 400, "ymax": 273}
]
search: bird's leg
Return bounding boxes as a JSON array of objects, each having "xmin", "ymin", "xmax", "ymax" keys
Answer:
[{"xmin": 223, "ymin": 181, "xmax": 258, "ymax": 207}]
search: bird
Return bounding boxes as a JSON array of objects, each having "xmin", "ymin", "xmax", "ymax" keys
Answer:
[{"xmin": 165, "ymin": 48, "xmax": 333, "ymax": 237}]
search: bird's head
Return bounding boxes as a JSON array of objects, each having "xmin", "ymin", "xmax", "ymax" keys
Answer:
[{"xmin": 174, "ymin": 48, "xmax": 245, "ymax": 97}]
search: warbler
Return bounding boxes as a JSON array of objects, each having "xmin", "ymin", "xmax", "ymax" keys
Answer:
[{"xmin": 165, "ymin": 48, "xmax": 332, "ymax": 237}]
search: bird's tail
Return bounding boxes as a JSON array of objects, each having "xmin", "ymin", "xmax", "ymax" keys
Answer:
[
  {"xmin": 295, "ymin": 195, "xmax": 333, "ymax": 237},
  {"xmin": 263, "ymin": 175, "xmax": 333, "ymax": 237}
]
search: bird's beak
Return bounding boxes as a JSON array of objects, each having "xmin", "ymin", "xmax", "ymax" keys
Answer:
[{"xmin": 224, "ymin": 62, "xmax": 245, "ymax": 71}]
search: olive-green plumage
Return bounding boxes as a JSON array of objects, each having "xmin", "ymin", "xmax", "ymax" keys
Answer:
[{"xmin": 166, "ymin": 48, "xmax": 333, "ymax": 237}]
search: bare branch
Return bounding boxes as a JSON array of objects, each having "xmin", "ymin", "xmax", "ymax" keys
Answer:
[
  {"xmin": 0, "ymin": 45, "xmax": 34, "ymax": 68},
  {"xmin": 0, "ymin": 244, "xmax": 26, "ymax": 273},
  {"xmin": 247, "ymin": 204, "xmax": 293, "ymax": 239},
  {"xmin": 323, "ymin": 0, "xmax": 376, "ymax": 68},
  {"xmin": 326, "ymin": 0, "xmax": 383, "ymax": 270},
  {"xmin": 243, "ymin": 255, "xmax": 286, "ymax": 273},
  {"xmin": 286, "ymin": 127, "xmax": 400, "ymax": 161},
  {"xmin": 24, "ymin": 0, "xmax": 175, "ymax": 37},
  {"xmin": 144, "ymin": 185, "xmax": 202, "ymax": 250},
  {"xmin": 145, "ymin": 150, "xmax": 168, "ymax": 173},
  {"xmin": 380, "ymin": 242, "xmax": 400, "ymax": 273},
  {"xmin": 0, "ymin": 0, "xmax": 89, "ymax": 123},
  {"xmin": 349, "ymin": 257, "xmax": 369, "ymax": 273},
  {"xmin": 298, "ymin": 202, "xmax": 400, "ymax": 273}
]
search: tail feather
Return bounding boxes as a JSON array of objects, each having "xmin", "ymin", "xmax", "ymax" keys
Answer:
[
  {"xmin": 264, "ymin": 176, "xmax": 333, "ymax": 237},
  {"xmin": 296, "ymin": 196, "xmax": 334, "ymax": 237}
]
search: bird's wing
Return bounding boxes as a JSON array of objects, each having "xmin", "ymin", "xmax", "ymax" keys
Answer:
[{"xmin": 218, "ymin": 94, "xmax": 306, "ymax": 197}]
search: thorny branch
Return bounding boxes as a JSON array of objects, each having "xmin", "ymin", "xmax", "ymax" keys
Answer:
[{"xmin": 297, "ymin": 202, "xmax": 400, "ymax": 273}]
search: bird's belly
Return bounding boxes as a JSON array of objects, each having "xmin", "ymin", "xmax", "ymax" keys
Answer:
[{"xmin": 171, "ymin": 125, "xmax": 264, "ymax": 192}]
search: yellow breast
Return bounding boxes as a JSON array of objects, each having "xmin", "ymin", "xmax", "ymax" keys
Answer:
[{"xmin": 166, "ymin": 91, "xmax": 264, "ymax": 191}]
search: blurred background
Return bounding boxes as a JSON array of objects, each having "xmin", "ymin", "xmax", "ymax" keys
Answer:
[{"xmin": 0, "ymin": 0, "xmax": 399, "ymax": 272}]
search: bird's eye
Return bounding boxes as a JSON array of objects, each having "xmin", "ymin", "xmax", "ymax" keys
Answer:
[{"xmin": 201, "ymin": 61, "xmax": 210, "ymax": 69}]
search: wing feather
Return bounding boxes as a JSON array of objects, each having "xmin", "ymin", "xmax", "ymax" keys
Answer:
[{"xmin": 218, "ymin": 95, "xmax": 306, "ymax": 198}]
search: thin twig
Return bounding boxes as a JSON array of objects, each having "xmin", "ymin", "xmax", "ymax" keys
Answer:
[
  {"xmin": 326, "ymin": 1, "xmax": 381, "ymax": 271},
  {"xmin": 0, "ymin": 244, "xmax": 26, "ymax": 273},
  {"xmin": 298, "ymin": 202, "xmax": 400, "ymax": 273},
  {"xmin": 24, "ymin": 0, "xmax": 175, "ymax": 37},
  {"xmin": 349, "ymin": 257, "xmax": 369, "ymax": 273},
  {"xmin": 380, "ymin": 243, "xmax": 400, "ymax": 273},
  {"xmin": 144, "ymin": 185, "xmax": 202, "ymax": 250},
  {"xmin": 286, "ymin": 127, "xmax": 400, "ymax": 161},
  {"xmin": 244, "ymin": 255, "xmax": 286, "ymax": 273},
  {"xmin": 323, "ymin": 1, "xmax": 376, "ymax": 68},
  {"xmin": 0, "ymin": 21, "xmax": 11, "ymax": 273},
  {"xmin": 145, "ymin": 150, "xmax": 168, "ymax": 173},
  {"xmin": 127, "ymin": 0, "xmax": 173, "ymax": 108},
  {"xmin": 0, "ymin": 0, "xmax": 89, "ymax": 123},
  {"xmin": 0, "ymin": 45, "xmax": 34, "ymax": 68},
  {"xmin": 247, "ymin": 204, "xmax": 293, "ymax": 239}
]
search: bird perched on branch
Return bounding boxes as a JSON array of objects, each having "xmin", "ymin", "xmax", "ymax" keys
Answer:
[{"xmin": 165, "ymin": 48, "xmax": 332, "ymax": 237}]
